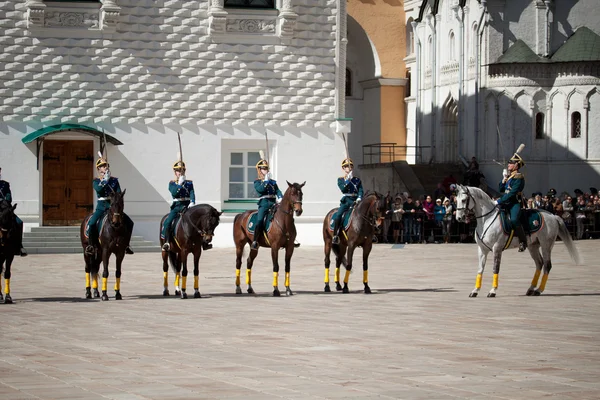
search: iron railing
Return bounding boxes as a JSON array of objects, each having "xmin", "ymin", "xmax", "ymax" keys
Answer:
[{"xmin": 362, "ymin": 143, "xmax": 431, "ymax": 165}]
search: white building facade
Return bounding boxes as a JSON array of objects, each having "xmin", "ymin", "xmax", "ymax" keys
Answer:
[
  {"xmin": 405, "ymin": 0, "xmax": 600, "ymax": 195},
  {"xmin": 0, "ymin": 0, "xmax": 352, "ymax": 247}
]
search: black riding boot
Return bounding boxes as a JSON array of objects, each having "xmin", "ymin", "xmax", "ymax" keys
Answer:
[
  {"xmin": 515, "ymin": 225, "xmax": 528, "ymax": 252},
  {"xmin": 125, "ymin": 246, "xmax": 134, "ymax": 255},
  {"xmin": 85, "ymin": 229, "xmax": 96, "ymax": 256},
  {"xmin": 332, "ymin": 221, "xmax": 341, "ymax": 245},
  {"xmin": 162, "ymin": 232, "xmax": 171, "ymax": 252},
  {"xmin": 252, "ymin": 226, "xmax": 262, "ymax": 250}
]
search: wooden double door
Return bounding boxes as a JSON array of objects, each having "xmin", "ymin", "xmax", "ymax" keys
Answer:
[{"xmin": 43, "ymin": 140, "xmax": 94, "ymax": 226}]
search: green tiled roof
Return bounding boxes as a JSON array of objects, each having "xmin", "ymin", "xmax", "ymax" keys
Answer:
[
  {"xmin": 551, "ymin": 27, "xmax": 600, "ymax": 62},
  {"xmin": 495, "ymin": 40, "xmax": 545, "ymax": 64}
]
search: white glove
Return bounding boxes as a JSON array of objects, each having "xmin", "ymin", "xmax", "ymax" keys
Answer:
[
  {"xmin": 264, "ymin": 172, "xmax": 272, "ymax": 181},
  {"xmin": 356, "ymin": 197, "xmax": 361, "ymax": 204},
  {"xmin": 276, "ymin": 197, "xmax": 282, "ymax": 204},
  {"xmin": 347, "ymin": 171, "xmax": 353, "ymax": 180},
  {"xmin": 178, "ymin": 176, "xmax": 185, "ymax": 185},
  {"xmin": 104, "ymin": 169, "xmax": 110, "ymax": 180},
  {"xmin": 502, "ymin": 169, "xmax": 508, "ymax": 180},
  {"xmin": 189, "ymin": 202, "xmax": 195, "ymax": 207}
]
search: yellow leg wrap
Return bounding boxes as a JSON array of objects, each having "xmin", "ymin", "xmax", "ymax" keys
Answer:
[
  {"xmin": 475, "ymin": 273, "xmax": 482, "ymax": 289},
  {"xmin": 344, "ymin": 269, "xmax": 350, "ymax": 284},
  {"xmin": 531, "ymin": 270, "xmax": 541, "ymax": 287},
  {"xmin": 492, "ymin": 273, "xmax": 499, "ymax": 289},
  {"xmin": 235, "ymin": 269, "xmax": 241, "ymax": 286},
  {"xmin": 363, "ymin": 270, "xmax": 368, "ymax": 283},
  {"xmin": 92, "ymin": 275, "xmax": 98, "ymax": 289},
  {"xmin": 163, "ymin": 271, "xmax": 168, "ymax": 287},
  {"xmin": 102, "ymin": 277, "xmax": 108, "ymax": 292},
  {"xmin": 4, "ymin": 279, "xmax": 9, "ymax": 295},
  {"xmin": 246, "ymin": 269, "xmax": 252, "ymax": 285},
  {"xmin": 324, "ymin": 268, "xmax": 330, "ymax": 284},
  {"xmin": 114, "ymin": 277, "xmax": 121, "ymax": 291},
  {"xmin": 175, "ymin": 274, "xmax": 180, "ymax": 287},
  {"xmin": 335, "ymin": 267, "xmax": 340, "ymax": 283},
  {"xmin": 272, "ymin": 272, "xmax": 279, "ymax": 287},
  {"xmin": 285, "ymin": 272, "xmax": 290, "ymax": 287},
  {"xmin": 86, "ymin": 273, "xmax": 91, "ymax": 288},
  {"xmin": 194, "ymin": 276, "xmax": 199, "ymax": 290},
  {"xmin": 182, "ymin": 276, "xmax": 187, "ymax": 290},
  {"xmin": 539, "ymin": 273, "xmax": 549, "ymax": 292}
]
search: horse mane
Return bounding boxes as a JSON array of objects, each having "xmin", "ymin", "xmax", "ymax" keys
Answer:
[{"xmin": 458, "ymin": 185, "xmax": 496, "ymax": 208}]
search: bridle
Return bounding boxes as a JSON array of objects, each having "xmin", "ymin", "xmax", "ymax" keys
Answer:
[
  {"xmin": 280, "ymin": 190, "xmax": 303, "ymax": 216},
  {"xmin": 360, "ymin": 194, "xmax": 384, "ymax": 228},
  {"xmin": 456, "ymin": 187, "xmax": 497, "ymax": 220},
  {"xmin": 183, "ymin": 209, "xmax": 215, "ymax": 239}
]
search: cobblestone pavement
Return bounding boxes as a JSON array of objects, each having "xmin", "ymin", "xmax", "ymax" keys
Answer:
[{"xmin": 1, "ymin": 240, "xmax": 599, "ymax": 400}]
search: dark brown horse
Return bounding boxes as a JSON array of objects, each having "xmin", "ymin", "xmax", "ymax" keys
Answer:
[
  {"xmin": 0, "ymin": 200, "xmax": 18, "ymax": 304},
  {"xmin": 322, "ymin": 192, "xmax": 386, "ymax": 293},
  {"xmin": 233, "ymin": 181, "xmax": 305, "ymax": 296},
  {"xmin": 80, "ymin": 190, "xmax": 133, "ymax": 301},
  {"xmin": 159, "ymin": 204, "xmax": 222, "ymax": 299}
]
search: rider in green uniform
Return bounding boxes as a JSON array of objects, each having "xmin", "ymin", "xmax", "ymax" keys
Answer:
[
  {"xmin": 332, "ymin": 158, "xmax": 364, "ymax": 245},
  {"xmin": 496, "ymin": 153, "xmax": 527, "ymax": 252},
  {"xmin": 161, "ymin": 160, "xmax": 196, "ymax": 252},
  {"xmin": 86, "ymin": 157, "xmax": 134, "ymax": 256},
  {"xmin": 251, "ymin": 158, "xmax": 282, "ymax": 250},
  {"xmin": 0, "ymin": 167, "xmax": 27, "ymax": 256}
]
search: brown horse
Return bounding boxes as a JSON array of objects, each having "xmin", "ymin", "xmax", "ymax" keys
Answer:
[
  {"xmin": 159, "ymin": 204, "xmax": 222, "ymax": 299},
  {"xmin": 0, "ymin": 200, "xmax": 18, "ymax": 304},
  {"xmin": 322, "ymin": 192, "xmax": 386, "ymax": 293},
  {"xmin": 80, "ymin": 190, "xmax": 133, "ymax": 301},
  {"xmin": 233, "ymin": 181, "xmax": 305, "ymax": 296}
]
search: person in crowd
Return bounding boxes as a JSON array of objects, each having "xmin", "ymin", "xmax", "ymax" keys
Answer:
[
  {"xmin": 403, "ymin": 196, "xmax": 415, "ymax": 244},
  {"xmin": 433, "ymin": 183, "xmax": 446, "ymax": 202},
  {"xmin": 422, "ymin": 195, "xmax": 435, "ymax": 243},
  {"xmin": 442, "ymin": 197, "xmax": 454, "ymax": 243},
  {"xmin": 575, "ymin": 197, "xmax": 588, "ymax": 240},
  {"xmin": 391, "ymin": 195, "xmax": 404, "ymax": 244},
  {"xmin": 413, "ymin": 199, "xmax": 424, "ymax": 243},
  {"xmin": 433, "ymin": 198, "xmax": 445, "ymax": 243}
]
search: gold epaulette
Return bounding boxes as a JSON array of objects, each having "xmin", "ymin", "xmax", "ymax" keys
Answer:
[{"xmin": 513, "ymin": 173, "xmax": 524, "ymax": 179}]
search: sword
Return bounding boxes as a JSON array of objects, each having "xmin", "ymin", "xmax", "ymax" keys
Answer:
[
  {"xmin": 177, "ymin": 131, "xmax": 183, "ymax": 164},
  {"xmin": 264, "ymin": 131, "xmax": 270, "ymax": 165}
]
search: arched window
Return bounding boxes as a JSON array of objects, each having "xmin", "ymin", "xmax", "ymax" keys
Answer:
[
  {"xmin": 426, "ymin": 35, "xmax": 432, "ymax": 66},
  {"xmin": 345, "ymin": 68, "xmax": 352, "ymax": 97},
  {"xmin": 535, "ymin": 112, "xmax": 545, "ymax": 139},
  {"xmin": 571, "ymin": 112, "xmax": 581, "ymax": 138},
  {"xmin": 449, "ymin": 31, "xmax": 455, "ymax": 61},
  {"xmin": 406, "ymin": 18, "xmax": 414, "ymax": 56},
  {"xmin": 472, "ymin": 24, "xmax": 478, "ymax": 58},
  {"xmin": 405, "ymin": 70, "xmax": 411, "ymax": 98}
]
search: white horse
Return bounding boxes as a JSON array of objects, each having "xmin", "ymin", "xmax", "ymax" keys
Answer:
[{"xmin": 454, "ymin": 185, "xmax": 581, "ymax": 297}]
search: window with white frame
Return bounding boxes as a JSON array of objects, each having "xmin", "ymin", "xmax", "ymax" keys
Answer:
[
  {"xmin": 449, "ymin": 31, "xmax": 456, "ymax": 62},
  {"xmin": 229, "ymin": 151, "xmax": 261, "ymax": 199}
]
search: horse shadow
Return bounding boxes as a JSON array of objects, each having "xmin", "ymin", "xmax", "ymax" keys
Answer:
[{"xmin": 17, "ymin": 296, "xmax": 93, "ymax": 303}]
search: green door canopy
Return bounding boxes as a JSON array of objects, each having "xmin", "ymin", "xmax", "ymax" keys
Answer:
[{"xmin": 21, "ymin": 124, "xmax": 123, "ymax": 145}]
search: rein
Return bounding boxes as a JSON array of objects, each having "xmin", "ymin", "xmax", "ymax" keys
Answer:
[{"xmin": 182, "ymin": 209, "xmax": 210, "ymax": 237}]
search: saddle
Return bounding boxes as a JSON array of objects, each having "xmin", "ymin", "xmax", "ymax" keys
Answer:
[
  {"xmin": 83, "ymin": 212, "xmax": 108, "ymax": 239},
  {"xmin": 328, "ymin": 205, "xmax": 356, "ymax": 232},
  {"xmin": 499, "ymin": 208, "xmax": 545, "ymax": 236},
  {"xmin": 246, "ymin": 205, "xmax": 277, "ymax": 234}
]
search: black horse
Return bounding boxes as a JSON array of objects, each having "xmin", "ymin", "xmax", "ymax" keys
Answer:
[
  {"xmin": 322, "ymin": 192, "xmax": 386, "ymax": 293},
  {"xmin": 80, "ymin": 190, "xmax": 133, "ymax": 301},
  {"xmin": 0, "ymin": 200, "xmax": 18, "ymax": 304},
  {"xmin": 160, "ymin": 204, "xmax": 222, "ymax": 299}
]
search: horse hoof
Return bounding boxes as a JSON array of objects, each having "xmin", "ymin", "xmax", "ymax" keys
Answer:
[
  {"xmin": 286, "ymin": 287, "xmax": 293, "ymax": 296},
  {"xmin": 93, "ymin": 289, "xmax": 100, "ymax": 298},
  {"xmin": 526, "ymin": 289, "xmax": 535, "ymax": 296},
  {"xmin": 342, "ymin": 285, "xmax": 349, "ymax": 294},
  {"xmin": 4, "ymin": 295, "xmax": 12, "ymax": 304},
  {"xmin": 194, "ymin": 292, "xmax": 201, "ymax": 299},
  {"xmin": 175, "ymin": 290, "xmax": 181, "ymax": 296},
  {"xmin": 85, "ymin": 288, "xmax": 92, "ymax": 299},
  {"xmin": 247, "ymin": 287, "xmax": 255, "ymax": 294},
  {"xmin": 273, "ymin": 289, "xmax": 281, "ymax": 297},
  {"xmin": 533, "ymin": 290, "xmax": 541, "ymax": 296},
  {"xmin": 487, "ymin": 292, "xmax": 496, "ymax": 298},
  {"xmin": 364, "ymin": 285, "xmax": 371, "ymax": 294},
  {"xmin": 115, "ymin": 291, "xmax": 122, "ymax": 300},
  {"xmin": 163, "ymin": 289, "xmax": 170, "ymax": 296},
  {"xmin": 235, "ymin": 287, "xmax": 242, "ymax": 295},
  {"xmin": 181, "ymin": 292, "xmax": 188, "ymax": 299},
  {"xmin": 101, "ymin": 294, "xmax": 109, "ymax": 301},
  {"xmin": 469, "ymin": 292, "xmax": 478, "ymax": 298},
  {"xmin": 335, "ymin": 282, "xmax": 343, "ymax": 291},
  {"xmin": 324, "ymin": 284, "xmax": 331, "ymax": 293}
]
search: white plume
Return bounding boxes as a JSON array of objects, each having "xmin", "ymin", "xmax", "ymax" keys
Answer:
[
  {"xmin": 259, "ymin": 150, "xmax": 265, "ymax": 160},
  {"xmin": 97, "ymin": 151, "xmax": 103, "ymax": 158},
  {"xmin": 515, "ymin": 144, "xmax": 525, "ymax": 154}
]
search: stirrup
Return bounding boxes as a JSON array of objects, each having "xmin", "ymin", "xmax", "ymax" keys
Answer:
[
  {"xmin": 294, "ymin": 241, "xmax": 300, "ymax": 248},
  {"xmin": 202, "ymin": 242, "xmax": 213, "ymax": 250},
  {"xmin": 251, "ymin": 241, "xmax": 259, "ymax": 250},
  {"xmin": 125, "ymin": 246, "xmax": 134, "ymax": 255},
  {"xmin": 20, "ymin": 247, "xmax": 28, "ymax": 257},
  {"xmin": 162, "ymin": 242, "xmax": 170, "ymax": 252},
  {"xmin": 85, "ymin": 245, "xmax": 95, "ymax": 256},
  {"xmin": 518, "ymin": 242, "xmax": 527, "ymax": 252},
  {"xmin": 332, "ymin": 235, "xmax": 340, "ymax": 245}
]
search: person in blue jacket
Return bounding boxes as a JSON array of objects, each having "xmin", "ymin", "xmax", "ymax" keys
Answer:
[
  {"xmin": 86, "ymin": 157, "xmax": 134, "ymax": 256},
  {"xmin": 161, "ymin": 160, "xmax": 195, "ymax": 252},
  {"xmin": 0, "ymin": 167, "xmax": 27, "ymax": 256},
  {"xmin": 252, "ymin": 158, "xmax": 282, "ymax": 250},
  {"xmin": 332, "ymin": 158, "xmax": 364, "ymax": 244},
  {"xmin": 496, "ymin": 152, "xmax": 527, "ymax": 251}
]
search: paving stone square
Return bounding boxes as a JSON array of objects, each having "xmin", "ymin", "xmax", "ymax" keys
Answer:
[{"xmin": 1, "ymin": 241, "xmax": 599, "ymax": 399}]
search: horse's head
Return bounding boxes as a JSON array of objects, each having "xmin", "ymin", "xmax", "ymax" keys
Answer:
[
  {"xmin": 285, "ymin": 181, "xmax": 305, "ymax": 217},
  {"xmin": 0, "ymin": 200, "xmax": 17, "ymax": 244},
  {"xmin": 454, "ymin": 184, "xmax": 474, "ymax": 222},
  {"xmin": 109, "ymin": 189, "xmax": 125, "ymax": 226},
  {"xmin": 197, "ymin": 206, "xmax": 222, "ymax": 243},
  {"xmin": 360, "ymin": 191, "xmax": 386, "ymax": 228}
]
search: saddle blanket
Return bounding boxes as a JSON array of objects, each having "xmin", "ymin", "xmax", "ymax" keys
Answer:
[
  {"xmin": 500, "ymin": 209, "xmax": 544, "ymax": 235},
  {"xmin": 328, "ymin": 207, "xmax": 355, "ymax": 232},
  {"xmin": 83, "ymin": 214, "xmax": 108, "ymax": 239},
  {"xmin": 246, "ymin": 210, "xmax": 275, "ymax": 234},
  {"xmin": 160, "ymin": 214, "xmax": 183, "ymax": 240}
]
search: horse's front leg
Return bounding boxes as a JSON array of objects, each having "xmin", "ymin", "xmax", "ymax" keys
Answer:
[
  {"xmin": 3, "ymin": 257, "xmax": 13, "ymax": 304},
  {"xmin": 324, "ymin": 237, "xmax": 332, "ymax": 292},
  {"xmin": 180, "ymin": 250, "xmax": 188, "ymax": 299},
  {"xmin": 271, "ymin": 246, "xmax": 281, "ymax": 297},
  {"xmin": 487, "ymin": 249, "xmax": 502, "ymax": 298},
  {"xmin": 284, "ymin": 242, "xmax": 295, "ymax": 296},
  {"xmin": 342, "ymin": 244, "xmax": 356, "ymax": 293},
  {"xmin": 101, "ymin": 249, "xmax": 110, "ymax": 301},
  {"xmin": 245, "ymin": 245, "xmax": 259, "ymax": 294},
  {"xmin": 470, "ymin": 246, "xmax": 489, "ymax": 298},
  {"xmin": 162, "ymin": 248, "xmax": 170, "ymax": 296},
  {"xmin": 235, "ymin": 244, "xmax": 244, "ymax": 294},
  {"xmin": 334, "ymin": 243, "xmax": 346, "ymax": 292},
  {"xmin": 84, "ymin": 255, "xmax": 92, "ymax": 299},
  {"xmin": 193, "ymin": 250, "xmax": 201, "ymax": 298},
  {"xmin": 362, "ymin": 241, "xmax": 373, "ymax": 294},
  {"xmin": 114, "ymin": 252, "xmax": 125, "ymax": 300}
]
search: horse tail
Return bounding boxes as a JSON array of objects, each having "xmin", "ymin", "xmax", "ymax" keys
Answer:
[
  {"xmin": 557, "ymin": 216, "xmax": 582, "ymax": 265},
  {"xmin": 330, "ymin": 243, "xmax": 347, "ymax": 268}
]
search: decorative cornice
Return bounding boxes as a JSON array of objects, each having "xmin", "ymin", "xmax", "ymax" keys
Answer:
[
  {"xmin": 488, "ymin": 62, "xmax": 600, "ymax": 88},
  {"xmin": 226, "ymin": 18, "xmax": 275, "ymax": 33}
]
